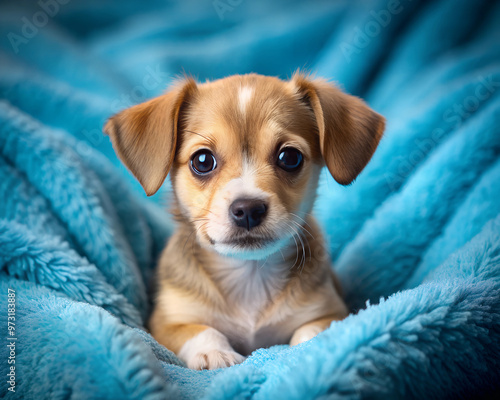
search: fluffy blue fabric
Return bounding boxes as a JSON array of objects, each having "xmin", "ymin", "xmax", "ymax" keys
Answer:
[{"xmin": 0, "ymin": 0, "xmax": 499, "ymax": 398}]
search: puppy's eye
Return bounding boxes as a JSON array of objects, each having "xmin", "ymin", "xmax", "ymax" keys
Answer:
[
  {"xmin": 277, "ymin": 147, "xmax": 303, "ymax": 172},
  {"xmin": 191, "ymin": 150, "xmax": 217, "ymax": 175}
]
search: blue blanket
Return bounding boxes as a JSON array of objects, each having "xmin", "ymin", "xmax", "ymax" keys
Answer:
[{"xmin": 1, "ymin": 0, "xmax": 500, "ymax": 398}]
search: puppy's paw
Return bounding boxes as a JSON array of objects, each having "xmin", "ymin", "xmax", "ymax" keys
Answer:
[
  {"xmin": 188, "ymin": 349, "xmax": 246, "ymax": 370},
  {"xmin": 179, "ymin": 328, "xmax": 245, "ymax": 370},
  {"xmin": 290, "ymin": 324, "xmax": 325, "ymax": 346}
]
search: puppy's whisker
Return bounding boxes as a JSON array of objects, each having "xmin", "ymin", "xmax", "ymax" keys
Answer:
[
  {"xmin": 258, "ymin": 257, "xmax": 269, "ymax": 270},
  {"xmin": 191, "ymin": 221, "xmax": 209, "ymax": 254},
  {"xmin": 185, "ymin": 130, "xmax": 217, "ymax": 147},
  {"xmin": 290, "ymin": 217, "xmax": 315, "ymax": 239},
  {"xmin": 182, "ymin": 227, "xmax": 196, "ymax": 252},
  {"xmin": 296, "ymin": 227, "xmax": 307, "ymax": 274},
  {"xmin": 296, "ymin": 230, "xmax": 306, "ymax": 274},
  {"xmin": 200, "ymin": 207, "xmax": 215, "ymax": 216},
  {"xmin": 182, "ymin": 220, "xmax": 209, "ymax": 252},
  {"xmin": 290, "ymin": 213, "xmax": 315, "ymax": 238},
  {"xmin": 248, "ymin": 164, "xmax": 270, "ymax": 175},
  {"xmin": 191, "ymin": 218, "xmax": 210, "ymax": 223},
  {"xmin": 290, "ymin": 220, "xmax": 313, "ymax": 259},
  {"xmin": 283, "ymin": 223, "xmax": 298, "ymax": 267},
  {"xmin": 277, "ymin": 118, "xmax": 294, "ymax": 134},
  {"xmin": 288, "ymin": 218, "xmax": 314, "ymax": 270},
  {"xmin": 288, "ymin": 220, "xmax": 311, "ymax": 274},
  {"xmin": 289, "ymin": 212, "xmax": 310, "ymax": 228},
  {"xmin": 284, "ymin": 222, "xmax": 301, "ymax": 271},
  {"xmin": 298, "ymin": 212, "xmax": 319, "ymax": 232},
  {"xmin": 189, "ymin": 204, "xmax": 216, "ymax": 216}
]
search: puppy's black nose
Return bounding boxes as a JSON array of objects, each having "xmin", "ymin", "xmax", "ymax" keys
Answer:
[{"xmin": 230, "ymin": 199, "xmax": 268, "ymax": 230}]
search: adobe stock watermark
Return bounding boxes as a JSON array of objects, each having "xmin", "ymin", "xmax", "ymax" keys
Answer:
[
  {"xmin": 7, "ymin": 0, "xmax": 70, "ymax": 54},
  {"xmin": 340, "ymin": 0, "xmax": 408, "ymax": 63},
  {"xmin": 6, "ymin": 288, "xmax": 16, "ymax": 394},
  {"xmin": 64, "ymin": 63, "xmax": 171, "ymax": 167},
  {"xmin": 213, "ymin": 0, "xmax": 244, "ymax": 21},
  {"xmin": 384, "ymin": 74, "xmax": 500, "ymax": 191},
  {"xmin": 110, "ymin": 64, "xmax": 170, "ymax": 113}
]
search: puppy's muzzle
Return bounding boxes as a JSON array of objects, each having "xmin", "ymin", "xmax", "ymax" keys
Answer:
[{"xmin": 229, "ymin": 198, "xmax": 268, "ymax": 231}]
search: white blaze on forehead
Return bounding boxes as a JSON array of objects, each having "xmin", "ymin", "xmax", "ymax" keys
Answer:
[
  {"xmin": 224, "ymin": 157, "xmax": 268, "ymax": 200},
  {"xmin": 238, "ymin": 85, "xmax": 254, "ymax": 116}
]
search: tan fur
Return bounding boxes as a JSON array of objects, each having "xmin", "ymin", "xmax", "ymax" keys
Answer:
[
  {"xmin": 104, "ymin": 78, "xmax": 197, "ymax": 195},
  {"xmin": 290, "ymin": 72, "xmax": 385, "ymax": 185},
  {"xmin": 147, "ymin": 318, "xmax": 208, "ymax": 354},
  {"xmin": 149, "ymin": 216, "xmax": 347, "ymax": 356},
  {"xmin": 104, "ymin": 73, "xmax": 385, "ymax": 369}
]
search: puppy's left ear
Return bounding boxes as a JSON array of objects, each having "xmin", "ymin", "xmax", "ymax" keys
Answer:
[
  {"xmin": 104, "ymin": 78, "xmax": 197, "ymax": 196},
  {"xmin": 290, "ymin": 73, "xmax": 385, "ymax": 185}
]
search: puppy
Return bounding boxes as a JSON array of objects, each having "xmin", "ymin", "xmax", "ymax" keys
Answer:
[{"xmin": 104, "ymin": 72, "xmax": 384, "ymax": 370}]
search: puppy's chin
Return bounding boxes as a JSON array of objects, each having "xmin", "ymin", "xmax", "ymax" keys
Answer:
[
  {"xmin": 201, "ymin": 234, "xmax": 291, "ymax": 261},
  {"xmin": 213, "ymin": 239, "xmax": 288, "ymax": 260}
]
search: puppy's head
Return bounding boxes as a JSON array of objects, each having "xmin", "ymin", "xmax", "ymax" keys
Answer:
[{"xmin": 104, "ymin": 73, "xmax": 384, "ymax": 259}]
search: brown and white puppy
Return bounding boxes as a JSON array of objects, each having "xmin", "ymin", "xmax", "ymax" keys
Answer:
[{"xmin": 104, "ymin": 73, "xmax": 384, "ymax": 370}]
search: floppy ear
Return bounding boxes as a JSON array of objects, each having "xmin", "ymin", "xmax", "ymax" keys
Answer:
[
  {"xmin": 290, "ymin": 73, "xmax": 385, "ymax": 185},
  {"xmin": 104, "ymin": 78, "xmax": 197, "ymax": 196}
]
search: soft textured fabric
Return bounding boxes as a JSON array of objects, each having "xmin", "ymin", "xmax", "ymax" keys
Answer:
[{"xmin": 0, "ymin": 0, "xmax": 499, "ymax": 398}]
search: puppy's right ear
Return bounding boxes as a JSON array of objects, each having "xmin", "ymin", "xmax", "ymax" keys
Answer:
[{"xmin": 104, "ymin": 78, "xmax": 197, "ymax": 196}]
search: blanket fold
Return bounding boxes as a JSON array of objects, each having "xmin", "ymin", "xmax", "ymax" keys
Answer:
[{"xmin": 0, "ymin": 0, "xmax": 499, "ymax": 398}]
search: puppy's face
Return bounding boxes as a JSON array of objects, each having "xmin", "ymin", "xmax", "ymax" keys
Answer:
[
  {"xmin": 171, "ymin": 76, "xmax": 322, "ymax": 258},
  {"xmin": 104, "ymin": 74, "xmax": 384, "ymax": 259}
]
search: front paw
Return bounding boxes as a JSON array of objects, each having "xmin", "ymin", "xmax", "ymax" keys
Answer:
[
  {"xmin": 178, "ymin": 328, "xmax": 245, "ymax": 370},
  {"xmin": 290, "ymin": 324, "xmax": 325, "ymax": 346},
  {"xmin": 187, "ymin": 349, "xmax": 246, "ymax": 370}
]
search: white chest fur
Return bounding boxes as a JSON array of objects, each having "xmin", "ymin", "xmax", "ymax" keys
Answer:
[
  {"xmin": 206, "ymin": 257, "xmax": 301, "ymax": 354},
  {"xmin": 212, "ymin": 258, "xmax": 287, "ymax": 308},
  {"xmin": 158, "ymin": 231, "xmax": 342, "ymax": 356}
]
